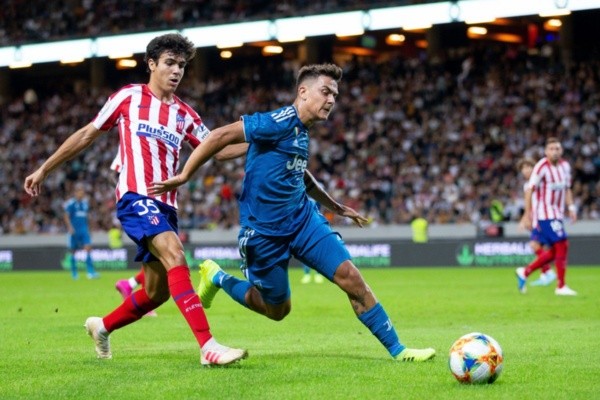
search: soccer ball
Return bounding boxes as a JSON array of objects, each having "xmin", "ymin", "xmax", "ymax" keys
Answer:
[{"xmin": 449, "ymin": 332, "xmax": 503, "ymax": 384}]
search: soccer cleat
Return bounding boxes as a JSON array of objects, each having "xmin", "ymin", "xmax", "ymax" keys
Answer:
[
  {"xmin": 529, "ymin": 275, "xmax": 548, "ymax": 287},
  {"xmin": 115, "ymin": 279, "xmax": 133, "ymax": 298},
  {"xmin": 531, "ymin": 270, "xmax": 557, "ymax": 287},
  {"xmin": 144, "ymin": 310, "xmax": 158, "ymax": 317},
  {"xmin": 198, "ymin": 259, "xmax": 223, "ymax": 309},
  {"xmin": 396, "ymin": 347, "xmax": 436, "ymax": 362},
  {"xmin": 515, "ymin": 267, "xmax": 527, "ymax": 293},
  {"xmin": 201, "ymin": 346, "xmax": 248, "ymax": 366},
  {"xmin": 555, "ymin": 285, "xmax": 577, "ymax": 296},
  {"xmin": 84, "ymin": 317, "xmax": 112, "ymax": 359},
  {"xmin": 314, "ymin": 274, "xmax": 325, "ymax": 284},
  {"xmin": 300, "ymin": 274, "xmax": 311, "ymax": 284},
  {"xmin": 544, "ymin": 270, "xmax": 557, "ymax": 285}
]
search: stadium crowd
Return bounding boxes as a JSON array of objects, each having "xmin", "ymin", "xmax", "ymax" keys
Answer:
[
  {"xmin": 0, "ymin": 0, "xmax": 429, "ymax": 46},
  {"xmin": 2, "ymin": 43, "xmax": 599, "ymax": 235}
]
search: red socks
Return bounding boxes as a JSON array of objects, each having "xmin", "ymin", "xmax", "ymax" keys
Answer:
[
  {"xmin": 553, "ymin": 240, "xmax": 568, "ymax": 288},
  {"xmin": 525, "ymin": 240, "xmax": 568, "ymax": 287},
  {"xmin": 168, "ymin": 266, "xmax": 213, "ymax": 347},
  {"xmin": 525, "ymin": 247, "xmax": 555, "ymax": 277},
  {"xmin": 536, "ymin": 249, "xmax": 551, "ymax": 274},
  {"xmin": 135, "ymin": 270, "xmax": 145, "ymax": 286},
  {"xmin": 103, "ymin": 289, "xmax": 159, "ymax": 332}
]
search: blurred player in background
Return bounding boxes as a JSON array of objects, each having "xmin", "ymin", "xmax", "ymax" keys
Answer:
[
  {"xmin": 516, "ymin": 138, "xmax": 578, "ymax": 296},
  {"xmin": 24, "ymin": 33, "xmax": 247, "ymax": 365},
  {"xmin": 151, "ymin": 63, "xmax": 436, "ymax": 362},
  {"xmin": 517, "ymin": 158, "xmax": 555, "ymax": 287},
  {"xmin": 300, "ymin": 264, "xmax": 324, "ymax": 284},
  {"xmin": 63, "ymin": 182, "xmax": 99, "ymax": 280}
]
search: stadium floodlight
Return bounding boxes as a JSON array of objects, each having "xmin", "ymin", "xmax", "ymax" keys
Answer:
[
  {"xmin": 8, "ymin": 61, "xmax": 32, "ymax": 69},
  {"xmin": 183, "ymin": 21, "xmax": 271, "ymax": 48},
  {"xmin": 19, "ymin": 39, "xmax": 92, "ymax": 65},
  {"xmin": 95, "ymin": 30, "xmax": 177, "ymax": 58},
  {"xmin": 275, "ymin": 11, "xmax": 364, "ymax": 41},
  {"xmin": 368, "ymin": 3, "xmax": 451, "ymax": 30},
  {"xmin": 0, "ymin": 46, "xmax": 16, "ymax": 67},
  {"xmin": 458, "ymin": 0, "xmax": 570, "ymax": 20}
]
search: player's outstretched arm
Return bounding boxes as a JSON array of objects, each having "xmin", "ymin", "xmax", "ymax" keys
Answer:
[
  {"xmin": 214, "ymin": 143, "xmax": 249, "ymax": 161},
  {"xmin": 24, "ymin": 123, "xmax": 103, "ymax": 197},
  {"xmin": 303, "ymin": 170, "xmax": 369, "ymax": 227},
  {"xmin": 150, "ymin": 121, "xmax": 245, "ymax": 195}
]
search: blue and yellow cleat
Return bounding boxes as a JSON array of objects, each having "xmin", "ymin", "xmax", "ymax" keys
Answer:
[
  {"xmin": 395, "ymin": 347, "xmax": 436, "ymax": 362},
  {"xmin": 198, "ymin": 259, "xmax": 224, "ymax": 309}
]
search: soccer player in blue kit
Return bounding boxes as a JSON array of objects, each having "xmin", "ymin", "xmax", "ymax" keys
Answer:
[
  {"xmin": 151, "ymin": 63, "xmax": 435, "ymax": 362},
  {"xmin": 64, "ymin": 183, "xmax": 99, "ymax": 279}
]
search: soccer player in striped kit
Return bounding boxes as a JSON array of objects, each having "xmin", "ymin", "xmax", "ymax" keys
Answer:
[
  {"xmin": 517, "ymin": 158, "xmax": 555, "ymax": 287},
  {"xmin": 151, "ymin": 63, "xmax": 436, "ymax": 362},
  {"xmin": 516, "ymin": 138, "xmax": 578, "ymax": 296},
  {"xmin": 24, "ymin": 33, "xmax": 247, "ymax": 365}
]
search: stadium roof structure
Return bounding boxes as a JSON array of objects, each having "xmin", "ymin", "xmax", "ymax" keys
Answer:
[{"xmin": 2, "ymin": 0, "xmax": 600, "ymax": 68}]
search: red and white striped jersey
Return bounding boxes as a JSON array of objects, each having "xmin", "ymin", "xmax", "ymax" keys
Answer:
[
  {"xmin": 93, "ymin": 84, "xmax": 209, "ymax": 208},
  {"xmin": 528, "ymin": 157, "xmax": 571, "ymax": 225}
]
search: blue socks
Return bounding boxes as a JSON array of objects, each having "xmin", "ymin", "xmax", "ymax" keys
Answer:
[
  {"xmin": 69, "ymin": 253, "xmax": 78, "ymax": 278},
  {"xmin": 85, "ymin": 252, "xmax": 95, "ymax": 275},
  {"xmin": 358, "ymin": 303, "xmax": 405, "ymax": 357},
  {"xmin": 214, "ymin": 271, "xmax": 252, "ymax": 309}
]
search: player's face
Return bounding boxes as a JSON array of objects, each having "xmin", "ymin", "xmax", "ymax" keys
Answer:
[
  {"xmin": 301, "ymin": 76, "xmax": 338, "ymax": 123},
  {"xmin": 545, "ymin": 142, "xmax": 563, "ymax": 164},
  {"xmin": 148, "ymin": 51, "xmax": 187, "ymax": 94},
  {"xmin": 520, "ymin": 164, "xmax": 532, "ymax": 179},
  {"xmin": 74, "ymin": 187, "xmax": 85, "ymax": 200}
]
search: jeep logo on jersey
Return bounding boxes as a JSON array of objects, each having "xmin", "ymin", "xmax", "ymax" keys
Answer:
[
  {"xmin": 136, "ymin": 123, "xmax": 181, "ymax": 148},
  {"xmin": 286, "ymin": 155, "xmax": 307, "ymax": 172}
]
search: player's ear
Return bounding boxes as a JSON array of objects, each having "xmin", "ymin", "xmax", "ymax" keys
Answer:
[
  {"xmin": 148, "ymin": 58, "xmax": 157, "ymax": 72},
  {"xmin": 297, "ymin": 85, "xmax": 308, "ymax": 101}
]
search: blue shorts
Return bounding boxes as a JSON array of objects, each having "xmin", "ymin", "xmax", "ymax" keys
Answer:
[
  {"xmin": 529, "ymin": 226, "xmax": 549, "ymax": 246},
  {"xmin": 238, "ymin": 205, "xmax": 351, "ymax": 305},
  {"xmin": 536, "ymin": 219, "xmax": 567, "ymax": 245},
  {"xmin": 116, "ymin": 192, "xmax": 179, "ymax": 263},
  {"xmin": 68, "ymin": 231, "xmax": 91, "ymax": 250}
]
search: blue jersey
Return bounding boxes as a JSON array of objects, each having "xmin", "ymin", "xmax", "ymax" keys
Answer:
[
  {"xmin": 64, "ymin": 198, "xmax": 90, "ymax": 233},
  {"xmin": 240, "ymin": 105, "xmax": 311, "ymax": 235}
]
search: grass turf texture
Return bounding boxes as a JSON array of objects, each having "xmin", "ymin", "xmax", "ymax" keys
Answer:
[{"xmin": 1, "ymin": 266, "xmax": 599, "ymax": 400}]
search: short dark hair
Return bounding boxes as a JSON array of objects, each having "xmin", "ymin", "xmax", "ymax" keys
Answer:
[
  {"xmin": 144, "ymin": 33, "xmax": 196, "ymax": 73},
  {"xmin": 546, "ymin": 137, "xmax": 560, "ymax": 147},
  {"xmin": 296, "ymin": 63, "xmax": 343, "ymax": 87},
  {"xmin": 517, "ymin": 158, "xmax": 535, "ymax": 170}
]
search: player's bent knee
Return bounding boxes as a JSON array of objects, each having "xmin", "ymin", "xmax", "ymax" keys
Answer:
[{"xmin": 265, "ymin": 303, "xmax": 291, "ymax": 321}]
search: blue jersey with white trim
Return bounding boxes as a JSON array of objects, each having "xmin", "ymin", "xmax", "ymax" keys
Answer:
[
  {"xmin": 64, "ymin": 198, "xmax": 90, "ymax": 233},
  {"xmin": 240, "ymin": 105, "xmax": 311, "ymax": 235}
]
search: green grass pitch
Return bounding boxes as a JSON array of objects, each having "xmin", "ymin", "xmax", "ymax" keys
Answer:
[{"xmin": 1, "ymin": 266, "xmax": 599, "ymax": 399}]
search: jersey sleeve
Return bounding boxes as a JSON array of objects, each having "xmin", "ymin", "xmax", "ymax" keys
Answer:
[
  {"xmin": 63, "ymin": 199, "xmax": 73, "ymax": 213},
  {"xmin": 528, "ymin": 160, "xmax": 545, "ymax": 189},
  {"xmin": 92, "ymin": 87, "xmax": 130, "ymax": 131},
  {"xmin": 184, "ymin": 106, "xmax": 209, "ymax": 148},
  {"xmin": 242, "ymin": 108, "xmax": 289, "ymax": 144}
]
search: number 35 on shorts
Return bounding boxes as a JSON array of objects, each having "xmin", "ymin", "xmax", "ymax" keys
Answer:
[{"xmin": 133, "ymin": 199, "xmax": 160, "ymax": 215}]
